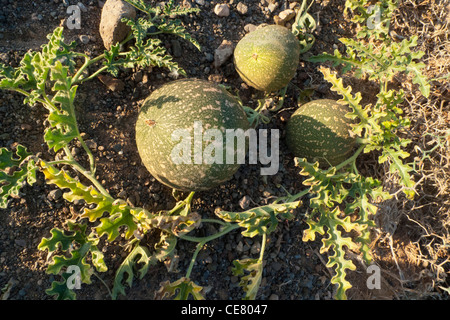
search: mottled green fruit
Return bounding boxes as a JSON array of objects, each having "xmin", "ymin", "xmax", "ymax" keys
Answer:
[
  {"xmin": 234, "ymin": 25, "xmax": 300, "ymax": 92},
  {"xmin": 135, "ymin": 79, "xmax": 250, "ymax": 192},
  {"xmin": 286, "ymin": 99, "xmax": 356, "ymax": 166}
]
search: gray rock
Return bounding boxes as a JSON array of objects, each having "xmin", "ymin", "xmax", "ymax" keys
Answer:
[
  {"xmin": 77, "ymin": 1, "xmax": 88, "ymax": 12},
  {"xmin": 204, "ymin": 52, "xmax": 214, "ymax": 62},
  {"xmin": 244, "ymin": 23, "xmax": 257, "ymax": 33},
  {"xmin": 214, "ymin": 3, "xmax": 230, "ymax": 17},
  {"xmin": 214, "ymin": 40, "xmax": 234, "ymax": 68},
  {"xmin": 47, "ymin": 189, "xmax": 63, "ymax": 201},
  {"xmin": 278, "ymin": 9, "xmax": 296, "ymax": 23},
  {"xmin": 236, "ymin": 2, "xmax": 248, "ymax": 15},
  {"xmin": 99, "ymin": 0, "xmax": 136, "ymax": 50},
  {"xmin": 268, "ymin": 2, "xmax": 278, "ymax": 12},
  {"xmin": 79, "ymin": 35, "xmax": 90, "ymax": 44}
]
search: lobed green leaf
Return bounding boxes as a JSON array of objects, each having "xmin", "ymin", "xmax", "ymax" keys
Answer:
[
  {"xmin": 216, "ymin": 201, "xmax": 300, "ymax": 238},
  {"xmin": 156, "ymin": 277, "xmax": 204, "ymax": 300},
  {"xmin": 232, "ymin": 258, "xmax": 263, "ymax": 300},
  {"xmin": 0, "ymin": 145, "xmax": 36, "ymax": 208}
]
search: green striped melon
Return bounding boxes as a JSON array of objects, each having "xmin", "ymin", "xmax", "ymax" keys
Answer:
[
  {"xmin": 285, "ymin": 99, "xmax": 356, "ymax": 166},
  {"xmin": 233, "ymin": 25, "xmax": 300, "ymax": 92},
  {"xmin": 135, "ymin": 79, "xmax": 250, "ymax": 192}
]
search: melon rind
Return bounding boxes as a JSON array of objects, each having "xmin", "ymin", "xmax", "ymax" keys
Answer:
[
  {"xmin": 135, "ymin": 79, "xmax": 250, "ymax": 191},
  {"xmin": 233, "ymin": 25, "xmax": 300, "ymax": 92},
  {"xmin": 285, "ymin": 99, "xmax": 356, "ymax": 166}
]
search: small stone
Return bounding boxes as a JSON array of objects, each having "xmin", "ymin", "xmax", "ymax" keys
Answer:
[
  {"xmin": 239, "ymin": 195, "xmax": 251, "ymax": 210},
  {"xmin": 204, "ymin": 52, "xmax": 214, "ymax": 62},
  {"xmin": 244, "ymin": 23, "xmax": 257, "ymax": 33},
  {"xmin": 48, "ymin": 189, "xmax": 63, "ymax": 201},
  {"xmin": 79, "ymin": 35, "xmax": 90, "ymax": 44},
  {"xmin": 77, "ymin": 1, "xmax": 88, "ymax": 12},
  {"xmin": 113, "ymin": 143, "xmax": 123, "ymax": 152},
  {"xmin": 20, "ymin": 123, "xmax": 32, "ymax": 131},
  {"xmin": 133, "ymin": 70, "xmax": 143, "ymax": 83},
  {"xmin": 278, "ymin": 9, "xmax": 296, "ymax": 23},
  {"xmin": 117, "ymin": 189, "xmax": 127, "ymax": 199},
  {"xmin": 97, "ymin": 74, "xmax": 124, "ymax": 92},
  {"xmin": 236, "ymin": 2, "xmax": 248, "ymax": 15},
  {"xmin": 214, "ymin": 3, "xmax": 230, "ymax": 17},
  {"xmin": 269, "ymin": 293, "xmax": 279, "ymax": 300},
  {"xmin": 85, "ymin": 139, "xmax": 97, "ymax": 151},
  {"xmin": 251, "ymin": 242, "xmax": 261, "ymax": 255},
  {"xmin": 268, "ymin": 2, "xmax": 278, "ymax": 12},
  {"xmin": 99, "ymin": 0, "xmax": 137, "ymax": 50},
  {"xmin": 214, "ymin": 40, "xmax": 234, "ymax": 68},
  {"xmin": 194, "ymin": 0, "xmax": 205, "ymax": 5}
]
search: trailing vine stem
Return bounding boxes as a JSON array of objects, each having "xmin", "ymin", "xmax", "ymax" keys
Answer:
[
  {"xmin": 182, "ymin": 222, "xmax": 241, "ymax": 279},
  {"xmin": 54, "ymin": 146, "xmax": 112, "ymax": 198}
]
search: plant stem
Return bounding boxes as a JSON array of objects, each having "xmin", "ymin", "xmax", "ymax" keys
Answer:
[
  {"xmin": 78, "ymin": 66, "xmax": 108, "ymax": 84},
  {"xmin": 179, "ymin": 222, "xmax": 240, "ymax": 243},
  {"xmin": 168, "ymin": 191, "xmax": 195, "ymax": 216},
  {"xmin": 258, "ymin": 233, "xmax": 267, "ymax": 262},
  {"xmin": 334, "ymin": 144, "xmax": 365, "ymax": 171},
  {"xmin": 62, "ymin": 146, "xmax": 111, "ymax": 198},
  {"xmin": 183, "ymin": 222, "xmax": 241, "ymax": 279},
  {"xmin": 185, "ymin": 242, "xmax": 204, "ymax": 279},
  {"xmin": 286, "ymin": 188, "xmax": 309, "ymax": 202},
  {"xmin": 72, "ymin": 54, "xmax": 106, "ymax": 84}
]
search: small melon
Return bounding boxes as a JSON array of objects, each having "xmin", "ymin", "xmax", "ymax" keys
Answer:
[
  {"xmin": 233, "ymin": 25, "xmax": 300, "ymax": 92},
  {"xmin": 135, "ymin": 79, "xmax": 250, "ymax": 192},
  {"xmin": 285, "ymin": 99, "xmax": 356, "ymax": 166}
]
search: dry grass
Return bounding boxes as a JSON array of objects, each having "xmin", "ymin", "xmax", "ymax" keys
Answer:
[{"xmin": 367, "ymin": 0, "xmax": 450, "ymax": 299}]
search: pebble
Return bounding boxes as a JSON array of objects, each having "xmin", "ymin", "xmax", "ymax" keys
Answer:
[
  {"xmin": 79, "ymin": 35, "xmax": 90, "ymax": 44},
  {"xmin": 85, "ymin": 139, "xmax": 97, "ymax": 151},
  {"xmin": 77, "ymin": 1, "xmax": 88, "ymax": 12},
  {"xmin": 236, "ymin": 2, "xmax": 248, "ymax": 15},
  {"xmin": 278, "ymin": 9, "xmax": 296, "ymax": 23},
  {"xmin": 214, "ymin": 39, "xmax": 234, "ymax": 68},
  {"xmin": 204, "ymin": 52, "xmax": 214, "ymax": 62},
  {"xmin": 47, "ymin": 189, "xmax": 63, "ymax": 201},
  {"xmin": 268, "ymin": 2, "xmax": 278, "ymax": 12},
  {"xmin": 244, "ymin": 23, "xmax": 257, "ymax": 33},
  {"xmin": 214, "ymin": 3, "xmax": 230, "ymax": 17},
  {"xmin": 194, "ymin": 0, "xmax": 205, "ymax": 5},
  {"xmin": 99, "ymin": 0, "xmax": 137, "ymax": 50},
  {"xmin": 236, "ymin": 241, "xmax": 244, "ymax": 253},
  {"xmin": 239, "ymin": 195, "xmax": 251, "ymax": 209}
]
